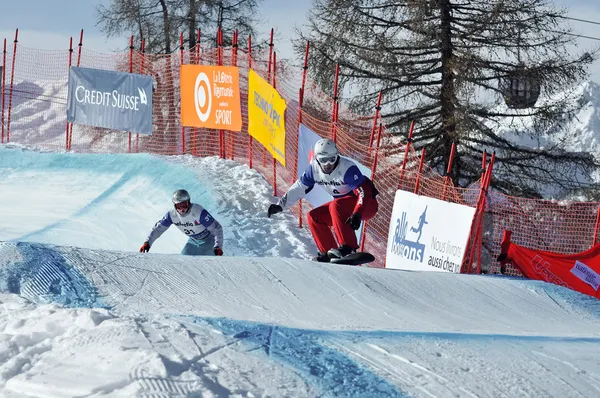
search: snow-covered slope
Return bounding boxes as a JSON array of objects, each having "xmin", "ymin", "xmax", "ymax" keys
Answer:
[{"xmin": 1, "ymin": 145, "xmax": 600, "ymax": 397}]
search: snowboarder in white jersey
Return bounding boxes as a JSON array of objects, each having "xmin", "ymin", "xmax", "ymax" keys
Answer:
[
  {"xmin": 140, "ymin": 189, "xmax": 224, "ymax": 256},
  {"xmin": 267, "ymin": 138, "xmax": 379, "ymax": 262}
]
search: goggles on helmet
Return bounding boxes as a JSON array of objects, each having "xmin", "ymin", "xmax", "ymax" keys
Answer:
[{"xmin": 317, "ymin": 155, "xmax": 338, "ymax": 165}]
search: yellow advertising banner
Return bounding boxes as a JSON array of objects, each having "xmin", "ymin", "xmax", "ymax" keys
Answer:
[
  {"xmin": 247, "ymin": 69, "xmax": 287, "ymax": 166},
  {"xmin": 180, "ymin": 65, "xmax": 242, "ymax": 131}
]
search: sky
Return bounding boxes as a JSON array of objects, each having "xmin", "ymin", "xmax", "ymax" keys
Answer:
[
  {"xmin": 1, "ymin": 0, "xmax": 600, "ymax": 81},
  {"xmin": 1, "ymin": 144, "xmax": 600, "ymax": 397}
]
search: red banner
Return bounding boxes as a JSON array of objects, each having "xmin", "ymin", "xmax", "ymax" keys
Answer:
[{"xmin": 499, "ymin": 231, "xmax": 600, "ymax": 299}]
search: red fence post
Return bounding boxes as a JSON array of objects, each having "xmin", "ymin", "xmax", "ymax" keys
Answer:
[
  {"xmin": 218, "ymin": 27, "xmax": 224, "ymax": 159},
  {"xmin": 128, "ymin": 35, "xmax": 134, "ymax": 153},
  {"xmin": 441, "ymin": 142, "xmax": 456, "ymax": 201},
  {"xmin": 592, "ymin": 205, "xmax": 600, "ymax": 247},
  {"xmin": 398, "ymin": 121, "xmax": 415, "ymax": 189},
  {"xmin": 272, "ymin": 50, "xmax": 278, "ymax": 197},
  {"xmin": 367, "ymin": 91, "xmax": 383, "ymax": 155},
  {"xmin": 296, "ymin": 41, "xmax": 310, "ymax": 229},
  {"xmin": 463, "ymin": 152, "xmax": 495, "ymax": 274},
  {"xmin": 1, "ymin": 38, "xmax": 6, "ymax": 144},
  {"xmin": 248, "ymin": 35, "xmax": 253, "ymax": 169},
  {"xmin": 263, "ymin": 28, "xmax": 274, "ymax": 168},
  {"xmin": 230, "ymin": 29, "xmax": 238, "ymax": 160},
  {"xmin": 331, "ymin": 63, "xmax": 340, "ymax": 142},
  {"xmin": 7, "ymin": 28, "xmax": 19, "ymax": 144},
  {"xmin": 179, "ymin": 32, "xmax": 186, "ymax": 155},
  {"xmin": 65, "ymin": 36, "xmax": 74, "ymax": 150},
  {"xmin": 192, "ymin": 29, "xmax": 200, "ymax": 156},
  {"xmin": 413, "ymin": 148, "xmax": 426, "ymax": 194},
  {"xmin": 137, "ymin": 38, "xmax": 145, "ymax": 153},
  {"xmin": 68, "ymin": 29, "xmax": 84, "ymax": 151}
]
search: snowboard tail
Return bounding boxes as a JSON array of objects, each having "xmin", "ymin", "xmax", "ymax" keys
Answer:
[{"xmin": 330, "ymin": 252, "xmax": 375, "ymax": 266}]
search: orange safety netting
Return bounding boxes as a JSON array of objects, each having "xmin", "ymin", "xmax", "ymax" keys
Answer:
[{"xmin": 2, "ymin": 42, "xmax": 599, "ymax": 272}]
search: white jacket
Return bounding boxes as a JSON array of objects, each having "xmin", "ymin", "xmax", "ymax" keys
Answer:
[
  {"xmin": 146, "ymin": 203, "xmax": 223, "ymax": 248},
  {"xmin": 277, "ymin": 157, "xmax": 366, "ymax": 209}
]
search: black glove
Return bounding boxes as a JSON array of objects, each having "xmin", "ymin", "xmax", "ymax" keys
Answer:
[
  {"xmin": 346, "ymin": 212, "xmax": 362, "ymax": 230},
  {"xmin": 140, "ymin": 242, "xmax": 151, "ymax": 252},
  {"xmin": 268, "ymin": 204, "xmax": 283, "ymax": 218},
  {"xmin": 214, "ymin": 247, "xmax": 223, "ymax": 256}
]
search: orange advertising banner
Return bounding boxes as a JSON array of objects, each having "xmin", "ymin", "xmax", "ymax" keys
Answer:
[{"xmin": 180, "ymin": 65, "xmax": 242, "ymax": 131}]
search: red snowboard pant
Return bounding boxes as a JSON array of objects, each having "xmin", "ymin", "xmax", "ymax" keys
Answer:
[{"xmin": 307, "ymin": 195, "xmax": 378, "ymax": 253}]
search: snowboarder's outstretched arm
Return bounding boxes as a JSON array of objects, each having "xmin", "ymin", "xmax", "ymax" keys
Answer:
[
  {"xmin": 141, "ymin": 212, "xmax": 173, "ymax": 251},
  {"xmin": 268, "ymin": 165, "xmax": 315, "ymax": 217}
]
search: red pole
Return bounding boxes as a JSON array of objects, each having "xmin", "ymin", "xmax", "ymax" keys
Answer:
[
  {"xmin": 267, "ymin": 28, "xmax": 274, "ymax": 81},
  {"xmin": 248, "ymin": 35, "xmax": 253, "ymax": 169},
  {"xmin": 272, "ymin": 50, "xmax": 278, "ymax": 197},
  {"xmin": 1, "ymin": 38, "xmax": 6, "ymax": 144},
  {"xmin": 127, "ymin": 35, "xmax": 134, "ymax": 153},
  {"xmin": 593, "ymin": 205, "xmax": 600, "ymax": 247},
  {"xmin": 196, "ymin": 28, "xmax": 201, "ymax": 63},
  {"xmin": 76, "ymin": 30, "xmax": 84, "ymax": 66},
  {"xmin": 230, "ymin": 29, "xmax": 238, "ymax": 160},
  {"xmin": 367, "ymin": 90, "xmax": 383, "ymax": 154},
  {"xmin": 263, "ymin": 29, "xmax": 274, "ymax": 168},
  {"xmin": 481, "ymin": 151, "xmax": 487, "ymax": 180},
  {"xmin": 65, "ymin": 36, "xmax": 74, "ymax": 150},
  {"xmin": 360, "ymin": 123, "xmax": 383, "ymax": 252},
  {"xmin": 193, "ymin": 31, "xmax": 200, "ymax": 156},
  {"xmin": 137, "ymin": 38, "xmax": 145, "ymax": 153},
  {"xmin": 178, "ymin": 32, "xmax": 186, "ymax": 155},
  {"xmin": 464, "ymin": 152, "xmax": 495, "ymax": 274},
  {"xmin": 193, "ymin": 29, "xmax": 201, "ymax": 157},
  {"xmin": 413, "ymin": 148, "xmax": 426, "ymax": 194},
  {"xmin": 296, "ymin": 41, "xmax": 310, "ymax": 229},
  {"xmin": 475, "ymin": 152, "xmax": 495, "ymax": 274},
  {"xmin": 218, "ymin": 27, "xmax": 224, "ymax": 158},
  {"xmin": 398, "ymin": 120, "xmax": 415, "ymax": 189},
  {"xmin": 6, "ymin": 29, "xmax": 19, "ymax": 144},
  {"xmin": 331, "ymin": 63, "xmax": 340, "ymax": 142},
  {"xmin": 441, "ymin": 142, "xmax": 456, "ymax": 201},
  {"xmin": 68, "ymin": 30, "xmax": 84, "ymax": 151}
]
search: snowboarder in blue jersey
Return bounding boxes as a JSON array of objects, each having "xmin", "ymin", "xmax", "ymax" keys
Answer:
[
  {"xmin": 268, "ymin": 138, "xmax": 379, "ymax": 262},
  {"xmin": 140, "ymin": 189, "xmax": 224, "ymax": 256}
]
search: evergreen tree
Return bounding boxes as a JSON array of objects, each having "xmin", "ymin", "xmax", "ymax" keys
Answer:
[{"xmin": 297, "ymin": 0, "xmax": 599, "ymax": 198}]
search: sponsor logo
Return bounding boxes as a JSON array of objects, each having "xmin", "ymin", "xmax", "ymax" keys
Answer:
[
  {"xmin": 181, "ymin": 65, "xmax": 241, "ymax": 130},
  {"xmin": 314, "ymin": 179, "xmax": 343, "ymax": 186},
  {"xmin": 174, "ymin": 221, "xmax": 194, "ymax": 227},
  {"xmin": 391, "ymin": 207, "xmax": 427, "ymax": 263},
  {"xmin": 532, "ymin": 255, "xmax": 570, "ymax": 288},
  {"xmin": 74, "ymin": 86, "xmax": 148, "ymax": 110},
  {"xmin": 194, "ymin": 72, "xmax": 212, "ymax": 122},
  {"xmin": 571, "ymin": 260, "xmax": 600, "ymax": 291},
  {"xmin": 253, "ymin": 91, "xmax": 282, "ymax": 128}
]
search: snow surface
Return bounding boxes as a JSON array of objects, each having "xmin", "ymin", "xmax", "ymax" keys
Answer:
[{"xmin": 1, "ymin": 144, "xmax": 600, "ymax": 397}]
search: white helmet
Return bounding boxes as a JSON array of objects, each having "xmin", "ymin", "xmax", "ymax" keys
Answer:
[
  {"xmin": 172, "ymin": 189, "xmax": 191, "ymax": 215},
  {"xmin": 314, "ymin": 138, "xmax": 339, "ymax": 173}
]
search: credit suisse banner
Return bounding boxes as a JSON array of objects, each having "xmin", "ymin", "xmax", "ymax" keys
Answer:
[
  {"xmin": 180, "ymin": 65, "xmax": 242, "ymax": 132},
  {"xmin": 248, "ymin": 69, "xmax": 287, "ymax": 166},
  {"xmin": 66, "ymin": 67, "xmax": 153, "ymax": 135},
  {"xmin": 386, "ymin": 190, "xmax": 476, "ymax": 272}
]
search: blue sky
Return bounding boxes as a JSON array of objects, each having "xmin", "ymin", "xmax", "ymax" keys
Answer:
[{"xmin": 1, "ymin": 0, "xmax": 599, "ymax": 80}]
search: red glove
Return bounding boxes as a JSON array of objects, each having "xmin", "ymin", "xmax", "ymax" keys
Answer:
[
  {"xmin": 214, "ymin": 247, "xmax": 223, "ymax": 256},
  {"xmin": 140, "ymin": 242, "xmax": 150, "ymax": 252}
]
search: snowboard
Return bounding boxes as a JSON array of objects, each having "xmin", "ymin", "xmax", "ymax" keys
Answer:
[{"xmin": 330, "ymin": 252, "xmax": 375, "ymax": 266}]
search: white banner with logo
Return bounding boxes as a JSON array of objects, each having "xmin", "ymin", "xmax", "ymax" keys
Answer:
[{"xmin": 386, "ymin": 190, "xmax": 476, "ymax": 272}]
